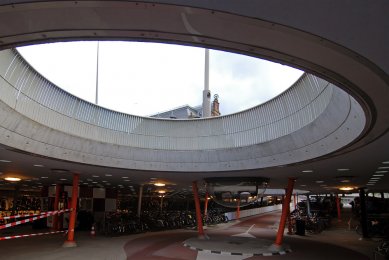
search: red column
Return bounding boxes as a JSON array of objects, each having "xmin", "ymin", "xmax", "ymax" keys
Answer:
[
  {"xmin": 53, "ymin": 184, "xmax": 61, "ymax": 230},
  {"xmin": 336, "ymin": 194, "xmax": 341, "ymax": 222},
  {"xmin": 192, "ymin": 181, "xmax": 206, "ymax": 239},
  {"xmin": 63, "ymin": 173, "xmax": 79, "ymax": 248},
  {"xmin": 275, "ymin": 178, "xmax": 295, "ymax": 246},
  {"xmin": 204, "ymin": 192, "xmax": 209, "ymax": 217}
]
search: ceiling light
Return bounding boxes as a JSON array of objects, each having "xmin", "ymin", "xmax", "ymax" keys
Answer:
[
  {"xmin": 51, "ymin": 169, "xmax": 69, "ymax": 174},
  {"xmin": 0, "ymin": 160, "xmax": 11, "ymax": 163},
  {"xmin": 154, "ymin": 182, "xmax": 165, "ymax": 187},
  {"xmin": 378, "ymin": 166, "xmax": 389, "ymax": 169},
  {"xmin": 316, "ymin": 181, "xmax": 324, "ymax": 183},
  {"xmin": 300, "ymin": 184, "xmax": 307, "ymax": 187},
  {"xmin": 339, "ymin": 187, "xmax": 354, "ymax": 191},
  {"xmin": 367, "ymin": 184, "xmax": 375, "ymax": 186},
  {"xmin": 337, "ymin": 169, "xmax": 350, "ymax": 171},
  {"xmin": 124, "ymin": 180, "xmax": 130, "ymax": 182},
  {"xmin": 92, "ymin": 182, "xmax": 98, "ymax": 184},
  {"xmin": 122, "ymin": 176, "xmax": 128, "ymax": 179},
  {"xmin": 105, "ymin": 174, "xmax": 112, "ymax": 177},
  {"xmin": 150, "ymin": 177, "xmax": 157, "ymax": 180},
  {"xmin": 302, "ymin": 170, "xmax": 313, "ymax": 173},
  {"xmin": 382, "ymin": 161, "xmax": 389, "ymax": 164},
  {"xmin": 92, "ymin": 175, "xmax": 99, "ymax": 178},
  {"xmin": 375, "ymin": 171, "xmax": 388, "ymax": 173},
  {"xmin": 158, "ymin": 190, "xmax": 166, "ymax": 194},
  {"xmin": 5, "ymin": 177, "xmax": 21, "ymax": 182},
  {"xmin": 340, "ymin": 180, "xmax": 350, "ymax": 183},
  {"xmin": 41, "ymin": 176, "xmax": 48, "ymax": 179},
  {"xmin": 33, "ymin": 164, "xmax": 44, "ymax": 167},
  {"xmin": 373, "ymin": 174, "xmax": 384, "ymax": 177},
  {"xmin": 370, "ymin": 177, "xmax": 381, "ymax": 180},
  {"xmin": 59, "ymin": 178, "xmax": 67, "ymax": 181},
  {"xmin": 102, "ymin": 180, "xmax": 107, "ymax": 183}
]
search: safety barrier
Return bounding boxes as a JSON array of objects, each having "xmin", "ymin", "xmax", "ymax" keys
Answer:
[
  {"xmin": 0, "ymin": 230, "xmax": 66, "ymax": 241},
  {"xmin": 0, "ymin": 209, "xmax": 72, "ymax": 240},
  {"xmin": 0, "ymin": 209, "xmax": 71, "ymax": 230}
]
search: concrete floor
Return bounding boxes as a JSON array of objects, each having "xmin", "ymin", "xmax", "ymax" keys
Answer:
[{"xmin": 0, "ymin": 209, "xmax": 381, "ymax": 260}]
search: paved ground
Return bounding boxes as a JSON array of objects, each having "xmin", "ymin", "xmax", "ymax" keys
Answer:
[{"xmin": 0, "ymin": 209, "xmax": 381, "ymax": 259}]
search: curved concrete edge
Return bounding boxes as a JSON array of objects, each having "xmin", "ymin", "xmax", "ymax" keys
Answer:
[
  {"xmin": 183, "ymin": 237, "xmax": 292, "ymax": 256},
  {"xmin": 0, "ymin": 85, "xmax": 364, "ymax": 172}
]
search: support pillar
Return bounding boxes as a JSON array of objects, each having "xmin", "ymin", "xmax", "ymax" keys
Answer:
[
  {"xmin": 63, "ymin": 173, "xmax": 79, "ymax": 248},
  {"xmin": 336, "ymin": 194, "xmax": 341, "ymax": 222},
  {"xmin": 137, "ymin": 184, "xmax": 143, "ymax": 218},
  {"xmin": 204, "ymin": 192, "xmax": 209, "ymax": 217},
  {"xmin": 53, "ymin": 184, "xmax": 61, "ymax": 230},
  {"xmin": 160, "ymin": 195, "xmax": 164, "ymax": 212},
  {"xmin": 293, "ymin": 194, "xmax": 297, "ymax": 210},
  {"xmin": 306, "ymin": 195, "xmax": 312, "ymax": 218},
  {"xmin": 236, "ymin": 199, "xmax": 240, "ymax": 220},
  {"xmin": 286, "ymin": 189, "xmax": 293, "ymax": 235},
  {"xmin": 192, "ymin": 181, "xmax": 206, "ymax": 239},
  {"xmin": 359, "ymin": 188, "xmax": 369, "ymax": 238},
  {"xmin": 274, "ymin": 178, "xmax": 295, "ymax": 246}
]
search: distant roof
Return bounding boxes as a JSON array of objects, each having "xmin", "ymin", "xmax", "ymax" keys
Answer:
[{"xmin": 150, "ymin": 104, "xmax": 202, "ymax": 119}]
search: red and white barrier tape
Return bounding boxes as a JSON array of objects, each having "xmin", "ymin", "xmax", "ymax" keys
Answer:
[
  {"xmin": 1, "ymin": 212, "xmax": 42, "ymax": 220},
  {"xmin": 0, "ymin": 230, "xmax": 65, "ymax": 241},
  {"xmin": 0, "ymin": 208, "xmax": 72, "ymax": 220},
  {"xmin": 0, "ymin": 209, "xmax": 72, "ymax": 230}
]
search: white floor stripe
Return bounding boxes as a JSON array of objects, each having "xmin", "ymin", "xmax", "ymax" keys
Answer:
[{"xmin": 197, "ymin": 251, "xmax": 249, "ymax": 260}]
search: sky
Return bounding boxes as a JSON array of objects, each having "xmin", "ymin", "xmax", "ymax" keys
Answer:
[{"xmin": 17, "ymin": 41, "xmax": 303, "ymax": 117}]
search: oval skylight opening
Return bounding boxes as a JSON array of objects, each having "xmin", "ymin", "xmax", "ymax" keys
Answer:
[{"xmin": 17, "ymin": 41, "xmax": 303, "ymax": 117}]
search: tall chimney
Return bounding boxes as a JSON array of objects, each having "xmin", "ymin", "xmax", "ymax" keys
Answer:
[{"xmin": 202, "ymin": 49, "xmax": 211, "ymax": 117}]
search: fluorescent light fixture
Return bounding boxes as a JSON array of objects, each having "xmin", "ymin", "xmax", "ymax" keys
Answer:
[
  {"xmin": 154, "ymin": 182, "xmax": 166, "ymax": 187},
  {"xmin": 122, "ymin": 176, "xmax": 129, "ymax": 179},
  {"xmin": 59, "ymin": 178, "xmax": 67, "ymax": 181},
  {"xmin": 382, "ymin": 161, "xmax": 389, "ymax": 164},
  {"xmin": 92, "ymin": 175, "xmax": 99, "ymax": 178},
  {"xmin": 316, "ymin": 181, "xmax": 324, "ymax": 183},
  {"xmin": 378, "ymin": 166, "xmax": 389, "ymax": 169},
  {"xmin": 33, "ymin": 164, "xmax": 44, "ymax": 167},
  {"xmin": 5, "ymin": 177, "xmax": 21, "ymax": 182},
  {"xmin": 337, "ymin": 169, "xmax": 350, "ymax": 171},
  {"xmin": 375, "ymin": 171, "xmax": 388, "ymax": 173},
  {"xmin": 367, "ymin": 184, "xmax": 375, "ymax": 186},
  {"xmin": 0, "ymin": 160, "xmax": 11, "ymax": 163},
  {"xmin": 370, "ymin": 177, "xmax": 381, "ymax": 180},
  {"xmin": 302, "ymin": 170, "xmax": 313, "ymax": 173},
  {"xmin": 41, "ymin": 176, "xmax": 48, "ymax": 179},
  {"xmin": 105, "ymin": 174, "xmax": 112, "ymax": 177},
  {"xmin": 373, "ymin": 174, "xmax": 384, "ymax": 177}
]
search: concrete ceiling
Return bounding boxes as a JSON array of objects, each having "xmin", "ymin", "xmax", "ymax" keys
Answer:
[{"xmin": 0, "ymin": 1, "xmax": 388, "ymax": 195}]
